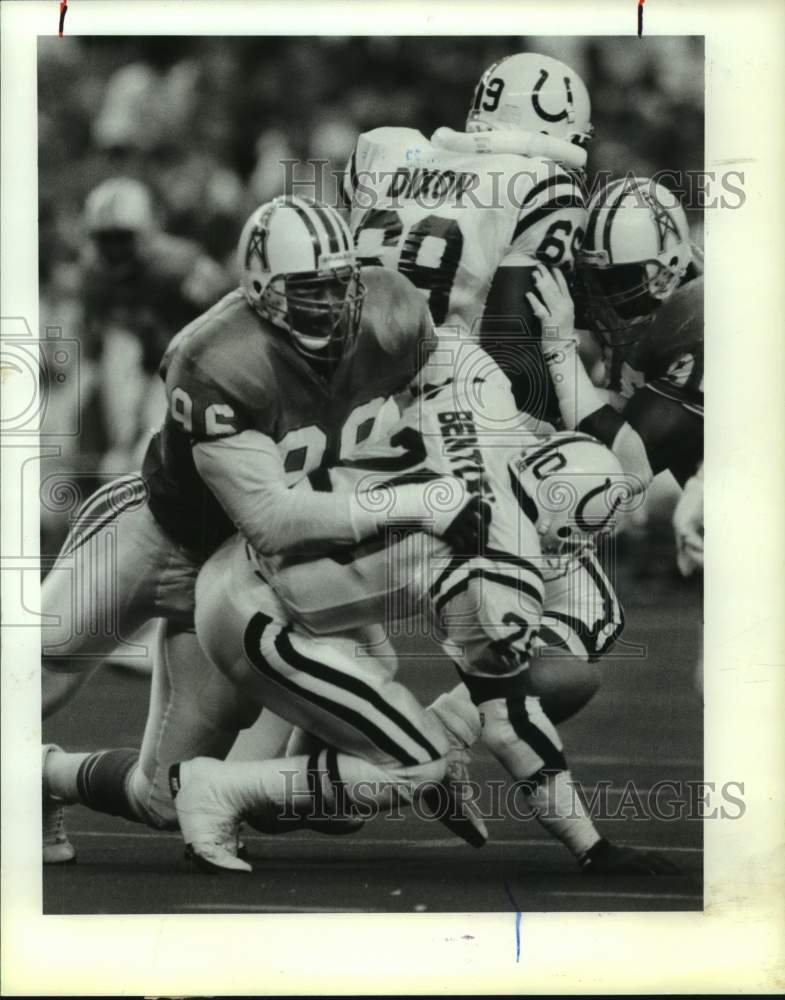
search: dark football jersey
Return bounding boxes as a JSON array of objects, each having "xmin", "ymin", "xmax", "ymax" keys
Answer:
[
  {"xmin": 141, "ymin": 266, "xmax": 434, "ymax": 558},
  {"xmin": 616, "ymin": 275, "xmax": 704, "ymax": 483},
  {"xmin": 618, "ymin": 275, "xmax": 704, "ymax": 417},
  {"xmin": 80, "ymin": 231, "xmax": 231, "ymax": 372}
]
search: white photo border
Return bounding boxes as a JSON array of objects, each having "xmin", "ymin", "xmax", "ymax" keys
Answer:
[{"xmin": 2, "ymin": 0, "xmax": 784, "ymax": 994}]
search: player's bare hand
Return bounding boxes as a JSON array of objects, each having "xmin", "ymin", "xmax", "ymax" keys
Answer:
[
  {"xmin": 673, "ymin": 467, "xmax": 704, "ymax": 576},
  {"xmin": 526, "ymin": 264, "xmax": 577, "ymax": 349}
]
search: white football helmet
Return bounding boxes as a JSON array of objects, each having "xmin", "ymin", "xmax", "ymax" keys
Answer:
[
  {"xmin": 510, "ymin": 432, "xmax": 629, "ymax": 560},
  {"xmin": 84, "ymin": 177, "xmax": 155, "ymax": 234},
  {"xmin": 83, "ymin": 177, "xmax": 155, "ymax": 271},
  {"xmin": 467, "ymin": 52, "xmax": 593, "ymax": 149},
  {"xmin": 238, "ymin": 195, "xmax": 365, "ymax": 364},
  {"xmin": 578, "ymin": 176, "xmax": 692, "ymax": 344}
]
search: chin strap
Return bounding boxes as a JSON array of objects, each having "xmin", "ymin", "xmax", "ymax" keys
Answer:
[{"xmin": 431, "ymin": 126, "xmax": 587, "ymax": 170}]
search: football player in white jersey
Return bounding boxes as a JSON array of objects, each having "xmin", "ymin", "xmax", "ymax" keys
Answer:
[
  {"xmin": 176, "ymin": 346, "xmax": 677, "ymax": 875},
  {"xmin": 343, "ymin": 52, "xmax": 592, "ymax": 426},
  {"xmin": 341, "ymin": 52, "xmax": 607, "ymax": 726}
]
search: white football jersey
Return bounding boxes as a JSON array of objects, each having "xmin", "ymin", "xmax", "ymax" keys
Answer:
[{"xmin": 344, "ymin": 126, "xmax": 588, "ymax": 336}]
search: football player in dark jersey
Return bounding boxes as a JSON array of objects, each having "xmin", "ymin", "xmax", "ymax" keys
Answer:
[
  {"xmin": 79, "ymin": 177, "xmax": 231, "ymax": 472},
  {"xmin": 42, "ymin": 196, "xmax": 487, "ymax": 864},
  {"xmin": 539, "ymin": 175, "xmax": 703, "ymax": 490}
]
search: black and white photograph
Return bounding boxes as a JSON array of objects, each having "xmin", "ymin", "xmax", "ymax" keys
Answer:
[{"xmin": 2, "ymin": 0, "xmax": 784, "ymax": 995}]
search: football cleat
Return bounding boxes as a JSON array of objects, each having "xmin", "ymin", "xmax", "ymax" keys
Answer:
[
  {"xmin": 169, "ymin": 759, "xmax": 252, "ymax": 873},
  {"xmin": 579, "ymin": 838, "xmax": 681, "ymax": 876},
  {"xmin": 42, "ymin": 744, "xmax": 76, "ymax": 864}
]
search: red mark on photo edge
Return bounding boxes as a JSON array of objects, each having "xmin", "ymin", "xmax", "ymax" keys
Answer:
[
  {"xmin": 638, "ymin": 0, "xmax": 646, "ymax": 38},
  {"xmin": 59, "ymin": 0, "xmax": 69, "ymax": 37}
]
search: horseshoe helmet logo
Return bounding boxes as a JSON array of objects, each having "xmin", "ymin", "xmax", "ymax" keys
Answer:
[
  {"xmin": 574, "ymin": 477, "xmax": 624, "ymax": 533},
  {"xmin": 532, "ymin": 69, "xmax": 575, "ymax": 124}
]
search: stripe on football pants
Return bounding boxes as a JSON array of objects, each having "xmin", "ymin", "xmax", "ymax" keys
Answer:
[
  {"xmin": 506, "ymin": 698, "xmax": 567, "ymax": 773},
  {"xmin": 276, "ymin": 627, "xmax": 442, "ymax": 761},
  {"xmin": 70, "ymin": 475, "xmax": 144, "ymax": 524},
  {"xmin": 243, "ymin": 613, "xmax": 429, "ymax": 767},
  {"xmin": 60, "ymin": 480, "xmax": 148, "ymax": 560}
]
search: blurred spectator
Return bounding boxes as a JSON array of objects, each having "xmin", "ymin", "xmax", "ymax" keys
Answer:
[{"xmin": 77, "ymin": 177, "xmax": 232, "ymax": 477}]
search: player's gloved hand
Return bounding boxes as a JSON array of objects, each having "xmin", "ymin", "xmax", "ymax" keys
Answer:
[
  {"xmin": 439, "ymin": 493, "xmax": 492, "ymax": 555},
  {"xmin": 579, "ymin": 838, "xmax": 681, "ymax": 876},
  {"xmin": 673, "ymin": 466, "xmax": 704, "ymax": 576},
  {"xmin": 526, "ymin": 263, "xmax": 578, "ymax": 357}
]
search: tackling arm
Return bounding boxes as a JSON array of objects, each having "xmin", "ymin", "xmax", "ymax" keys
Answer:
[
  {"xmin": 480, "ymin": 260, "xmax": 562, "ymax": 424},
  {"xmin": 194, "ymin": 430, "xmax": 487, "ymax": 559}
]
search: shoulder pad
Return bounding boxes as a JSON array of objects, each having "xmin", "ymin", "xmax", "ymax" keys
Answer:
[
  {"xmin": 356, "ymin": 127, "xmax": 427, "ymax": 166},
  {"xmin": 360, "ymin": 266, "xmax": 430, "ymax": 357}
]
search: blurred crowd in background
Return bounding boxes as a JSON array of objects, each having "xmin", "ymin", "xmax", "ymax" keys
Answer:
[{"xmin": 38, "ymin": 35, "xmax": 704, "ymax": 554}]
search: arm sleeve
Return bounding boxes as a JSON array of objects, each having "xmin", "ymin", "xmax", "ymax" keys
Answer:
[
  {"xmin": 193, "ymin": 429, "xmax": 469, "ymax": 557},
  {"xmin": 194, "ymin": 430, "xmax": 371, "ymax": 556},
  {"xmin": 480, "ymin": 259, "xmax": 561, "ymax": 424}
]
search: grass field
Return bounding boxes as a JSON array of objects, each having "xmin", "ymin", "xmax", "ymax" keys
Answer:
[{"xmin": 43, "ymin": 533, "xmax": 702, "ymax": 914}]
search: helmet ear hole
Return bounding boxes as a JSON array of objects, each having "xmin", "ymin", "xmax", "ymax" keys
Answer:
[
  {"xmin": 557, "ymin": 526, "xmax": 572, "ymax": 539},
  {"xmin": 252, "ymin": 280, "xmax": 262, "ymax": 293}
]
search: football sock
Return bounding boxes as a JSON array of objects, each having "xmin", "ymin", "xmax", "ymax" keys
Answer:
[
  {"xmin": 74, "ymin": 748, "xmax": 142, "ymax": 822},
  {"xmin": 479, "ymin": 695, "xmax": 600, "ymax": 858},
  {"xmin": 43, "ymin": 747, "xmax": 90, "ymax": 802},
  {"xmin": 525, "ymin": 768, "xmax": 601, "ymax": 858}
]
